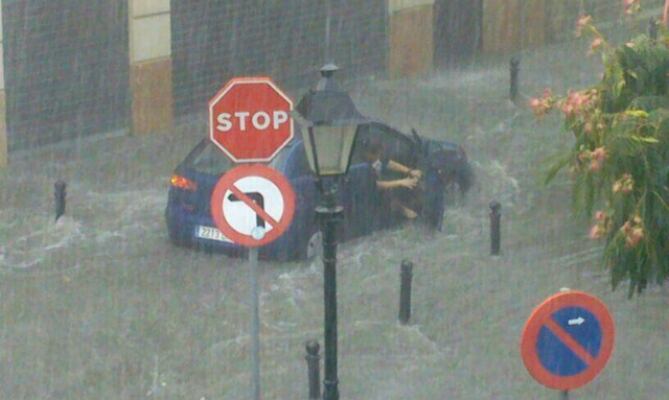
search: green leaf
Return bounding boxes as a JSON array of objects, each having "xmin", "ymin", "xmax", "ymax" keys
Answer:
[
  {"xmin": 624, "ymin": 109, "xmax": 649, "ymax": 119},
  {"xmin": 629, "ymin": 135, "xmax": 659, "ymax": 144},
  {"xmin": 544, "ymin": 152, "xmax": 573, "ymax": 185}
]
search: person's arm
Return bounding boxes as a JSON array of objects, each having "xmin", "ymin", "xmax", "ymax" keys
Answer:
[
  {"xmin": 376, "ymin": 177, "xmax": 418, "ymax": 190},
  {"xmin": 387, "ymin": 159, "xmax": 422, "ymax": 179}
]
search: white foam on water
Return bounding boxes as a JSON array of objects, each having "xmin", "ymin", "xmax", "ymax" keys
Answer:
[
  {"xmin": 1, "ymin": 189, "xmax": 165, "ymax": 270},
  {"xmin": 0, "ymin": 214, "xmax": 83, "ymax": 269}
]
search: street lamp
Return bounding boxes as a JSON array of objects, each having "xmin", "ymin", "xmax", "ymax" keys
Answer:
[{"xmin": 296, "ymin": 63, "xmax": 367, "ymax": 400}]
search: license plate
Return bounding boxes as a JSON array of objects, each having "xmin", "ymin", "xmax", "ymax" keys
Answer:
[{"xmin": 195, "ymin": 226, "xmax": 232, "ymax": 243}]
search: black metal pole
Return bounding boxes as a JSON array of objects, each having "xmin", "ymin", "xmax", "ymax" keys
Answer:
[
  {"xmin": 305, "ymin": 340, "xmax": 321, "ymax": 400},
  {"xmin": 399, "ymin": 260, "xmax": 414, "ymax": 325},
  {"xmin": 54, "ymin": 180, "xmax": 67, "ymax": 221},
  {"xmin": 649, "ymin": 17, "xmax": 658, "ymax": 41},
  {"xmin": 561, "ymin": 390, "xmax": 569, "ymax": 400},
  {"xmin": 490, "ymin": 201, "xmax": 501, "ymax": 256},
  {"xmin": 510, "ymin": 57, "xmax": 520, "ymax": 104},
  {"xmin": 317, "ymin": 189, "xmax": 343, "ymax": 400}
]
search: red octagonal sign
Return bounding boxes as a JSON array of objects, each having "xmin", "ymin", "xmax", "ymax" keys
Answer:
[{"xmin": 209, "ymin": 77, "xmax": 294, "ymax": 163}]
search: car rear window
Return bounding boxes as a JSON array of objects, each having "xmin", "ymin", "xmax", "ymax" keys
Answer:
[
  {"xmin": 184, "ymin": 139, "xmax": 289, "ymax": 175},
  {"xmin": 184, "ymin": 140, "xmax": 234, "ymax": 175}
]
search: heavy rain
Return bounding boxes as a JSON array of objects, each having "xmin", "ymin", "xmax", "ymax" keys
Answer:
[{"xmin": 1, "ymin": 1, "xmax": 669, "ymax": 399}]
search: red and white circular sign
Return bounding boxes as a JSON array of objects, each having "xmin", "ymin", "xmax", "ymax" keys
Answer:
[
  {"xmin": 209, "ymin": 77, "xmax": 294, "ymax": 163},
  {"xmin": 210, "ymin": 165, "xmax": 296, "ymax": 248}
]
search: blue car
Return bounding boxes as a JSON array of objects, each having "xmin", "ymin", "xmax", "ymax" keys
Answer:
[{"xmin": 165, "ymin": 121, "xmax": 472, "ymax": 260}]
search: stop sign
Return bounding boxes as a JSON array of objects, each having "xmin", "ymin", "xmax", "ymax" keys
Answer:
[{"xmin": 209, "ymin": 77, "xmax": 294, "ymax": 163}]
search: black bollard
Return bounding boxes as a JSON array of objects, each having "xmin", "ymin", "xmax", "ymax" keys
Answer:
[
  {"xmin": 489, "ymin": 201, "xmax": 501, "ymax": 256},
  {"xmin": 510, "ymin": 57, "xmax": 520, "ymax": 104},
  {"xmin": 305, "ymin": 340, "xmax": 321, "ymax": 400},
  {"xmin": 649, "ymin": 17, "xmax": 658, "ymax": 41},
  {"xmin": 399, "ymin": 260, "xmax": 414, "ymax": 325},
  {"xmin": 54, "ymin": 180, "xmax": 67, "ymax": 222}
]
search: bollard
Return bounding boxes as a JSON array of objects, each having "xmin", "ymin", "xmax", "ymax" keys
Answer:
[
  {"xmin": 305, "ymin": 340, "xmax": 321, "ymax": 400},
  {"xmin": 510, "ymin": 57, "xmax": 520, "ymax": 104},
  {"xmin": 649, "ymin": 17, "xmax": 658, "ymax": 41},
  {"xmin": 489, "ymin": 201, "xmax": 501, "ymax": 256},
  {"xmin": 560, "ymin": 390, "xmax": 569, "ymax": 400},
  {"xmin": 399, "ymin": 260, "xmax": 414, "ymax": 325},
  {"xmin": 54, "ymin": 180, "xmax": 67, "ymax": 222}
]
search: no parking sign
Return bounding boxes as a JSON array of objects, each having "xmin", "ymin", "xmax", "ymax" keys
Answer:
[{"xmin": 520, "ymin": 290, "xmax": 615, "ymax": 391}]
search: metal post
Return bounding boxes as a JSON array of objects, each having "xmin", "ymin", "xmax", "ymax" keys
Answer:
[
  {"xmin": 248, "ymin": 227, "xmax": 265, "ymax": 400},
  {"xmin": 489, "ymin": 201, "xmax": 501, "ymax": 256},
  {"xmin": 317, "ymin": 189, "xmax": 343, "ymax": 400},
  {"xmin": 325, "ymin": 0, "xmax": 331, "ymax": 64},
  {"xmin": 399, "ymin": 260, "xmax": 414, "ymax": 325},
  {"xmin": 305, "ymin": 340, "xmax": 321, "ymax": 400},
  {"xmin": 54, "ymin": 180, "xmax": 67, "ymax": 221},
  {"xmin": 510, "ymin": 57, "xmax": 520, "ymax": 104},
  {"xmin": 561, "ymin": 390, "xmax": 569, "ymax": 400},
  {"xmin": 649, "ymin": 17, "xmax": 658, "ymax": 41}
]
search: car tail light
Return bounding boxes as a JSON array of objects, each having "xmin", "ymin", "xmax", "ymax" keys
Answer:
[{"xmin": 170, "ymin": 175, "xmax": 197, "ymax": 191}]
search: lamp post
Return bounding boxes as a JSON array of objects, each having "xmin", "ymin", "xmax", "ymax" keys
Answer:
[{"xmin": 296, "ymin": 64, "xmax": 367, "ymax": 400}]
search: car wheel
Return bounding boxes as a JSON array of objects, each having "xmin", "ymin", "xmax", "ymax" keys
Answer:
[
  {"xmin": 167, "ymin": 226, "xmax": 188, "ymax": 247},
  {"xmin": 304, "ymin": 231, "xmax": 323, "ymax": 261}
]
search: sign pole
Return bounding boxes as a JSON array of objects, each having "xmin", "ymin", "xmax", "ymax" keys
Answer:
[{"xmin": 249, "ymin": 227, "xmax": 265, "ymax": 400}]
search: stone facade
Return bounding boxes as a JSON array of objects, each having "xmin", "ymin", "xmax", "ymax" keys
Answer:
[
  {"xmin": 388, "ymin": 0, "xmax": 435, "ymax": 78},
  {"xmin": 129, "ymin": 0, "xmax": 173, "ymax": 135}
]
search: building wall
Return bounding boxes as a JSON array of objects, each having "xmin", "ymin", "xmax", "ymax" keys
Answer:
[
  {"xmin": 480, "ymin": 0, "xmax": 645, "ymax": 55},
  {"xmin": 388, "ymin": 0, "xmax": 435, "ymax": 78},
  {"xmin": 2, "ymin": 0, "xmax": 129, "ymax": 150},
  {"xmin": 0, "ymin": 0, "xmax": 6, "ymax": 168},
  {"xmin": 129, "ymin": 0, "xmax": 173, "ymax": 135},
  {"xmin": 171, "ymin": 0, "xmax": 387, "ymax": 117},
  {"xmin": 434, "ymin": 0, "xmax": 483, "ymax": 67},
  {"xmin": 482, "ymin": 0, "xmax": 546, "ymax": 54}
]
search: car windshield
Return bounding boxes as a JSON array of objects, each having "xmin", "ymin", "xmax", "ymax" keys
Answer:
[{"xmin": 184, "ymin": 139, "xmax": 287, "ymax": 175}]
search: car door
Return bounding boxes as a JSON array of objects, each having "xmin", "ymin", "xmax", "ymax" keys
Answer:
[{"xmin": 347, "ymin": 122, "xmax": 420, "ymax": 232}]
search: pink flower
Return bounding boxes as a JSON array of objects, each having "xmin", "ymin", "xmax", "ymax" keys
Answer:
[
  {"xmin": 620, "ymin": 215, "xmax": 645, "ymax": 248},
  {"xmin": 590, "ymin": 160, "xmax": 602, "ymax": 172},
  {"xmin": 589, "ymin": 224, "xmax": 604, "ymax": 240},
  {"xmin": 590, "ymin": 211, "xmax": 612, "ymax": 240},
  {"xmin": 613, "ymin": 173, "xmax": 634, "ymax": 194},
  {"xmin": 592, "ymin": 147, "xmax": 607, "ymax": 162},
  {"xmin": 590, "ymin": 37, "xmax": 604, "ymax": 53},
  {"xmin": 562, "ymin": 90, "xmax": 597, "ymax": 117},
  {"xmin": 588, "ymin": 147, "xmax": 607, "ymax": 172},
  {"xmin": 584, "ymin": 122, "xmax": 594, "ymax": 134},
  {"xmin": 529, "ymin": 88, "xmax": 554, "ymax": 118},
  {"xmin": 624, "ymin": 0, "xmax": 641, "ymax": 15},
  {"xmin": 576, "ymin": 14, "xmax": 592, "ymax": 37},
  {"xmin": 625, "ymin": 227, "xmax": 645, "ymax": 248}
]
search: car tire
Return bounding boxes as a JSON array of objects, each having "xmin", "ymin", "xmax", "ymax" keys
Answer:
[{"xmin": 167, "ymin": 225, "xmax": 189, "ymax": 247}]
